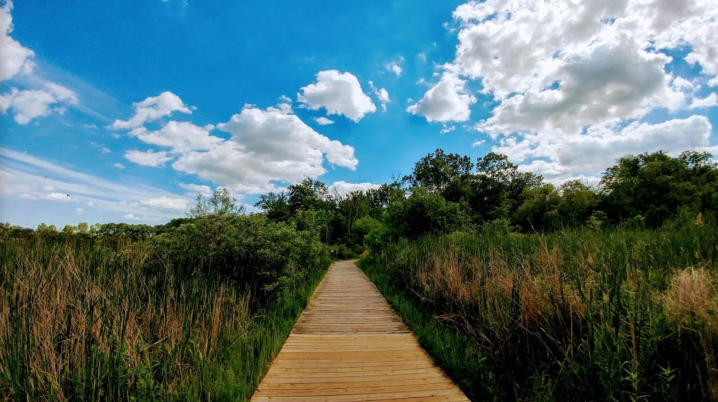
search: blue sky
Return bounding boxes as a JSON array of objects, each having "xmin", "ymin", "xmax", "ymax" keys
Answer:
[{"xmin": 1, "ymin": 0, "xmax": 717, "ymax": 228}]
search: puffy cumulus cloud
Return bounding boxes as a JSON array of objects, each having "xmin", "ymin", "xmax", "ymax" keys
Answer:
[
  {"xmin": 172, "ymin": 105, "xmax": 358, "ymax": 194},
  {"xmin": 139, "ymin": 196, "xmax": 187, "ymax": 210},
  {"xmin": 328, "ymin": 181, "xmax": 382, "ymax": 197},
  {"xmin": 407, "ymin": 72, "xmax": 476, "ymax": 122},
  {"xmin": 123, "ymin": 213, "xmax": 142, "ymax": 221},
  {"xmin": 130, "ymin": 121, "xmax": 222, "ymax": 153},
  {"xmin": 315, "ymin": 117, "xmax": 335, "ymax": 125},
  {"xmin": 417, "ymin": 0, "xmax": 718, "ymax": 181},
  {"xmin": 494, "ymin": 116, "xmax": 713, "ymax": 182},
  {"xmin": 111, "ymin": 91, "xmax": 192, "ymax": 130},
  {"xmin": 0, "ymin": 83, "xmax": 78, "ymax": 124},
  {"xmin": 0, "ymin": 1, "xmax": 34, "ymax": 83},
  {"xmin": 478, "ymin": 35, "xmax": 682, "ymax": 137},
  {"xmin": 0, "ymin": 4, "xmax": 82, "ymax": 125},
  {"xmin": 690, "ymin": 93, "xmax": 718, "ymax": 109},
  {"xmin": 124, "ymin": 149, "xmax": 172, "ymax": 167},
  {"xmin": 113, "ymin": 163, "xmax": 125, "ymax": 169},
  {"xmin": 369, "ymin": 81, "xmax": 391, "ymax": 112},
  {"xmin": 298, "ymin": 70, "xmax": 376, "ymax": 122}
]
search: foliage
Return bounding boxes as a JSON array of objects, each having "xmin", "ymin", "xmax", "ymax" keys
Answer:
[
  {"xmin": 0, "ymin": 198, "xmax": 331, "ymax": 400},
  {"xmin": 187, "ymin": 187, "xmax": 245, "ymax": 218},
  {"xmin": 601, "ymin": 151, "xmax": 718, "ymax": 227}
]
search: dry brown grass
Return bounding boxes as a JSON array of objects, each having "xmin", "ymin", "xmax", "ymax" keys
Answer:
[
  {"xmin": 0, "ymin": 237, "xmax": 251, "ymax": 400},
  {"xmin": 664, "ymin": 267, "xmax": 718, "ymax": 400}
]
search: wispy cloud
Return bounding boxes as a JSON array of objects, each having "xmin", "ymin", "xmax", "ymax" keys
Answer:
[{"xmin": 0, "ymin": 147, "xmax": 191, "ymax": 223}]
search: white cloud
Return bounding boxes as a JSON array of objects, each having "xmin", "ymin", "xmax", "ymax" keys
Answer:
[
  {"xmin": 0, "ymin": 149, "xmax": 193, "ymax": 226},
  {"xmin": 690, "ymin": 93, "xmax": 718, "ymax": 109},
  {"xmin": 0, "ymin": 1, "xmax": 34, "ymax": 83},
  {"xmin": 369, "ymin": 81, "xmax": 391, "ymax": 112},
  {"xmin": 46, "ymin": 192, "xmax": 71, "ymax": 202},
  {"xmin": 113, "ymin": 163, "xmax": 125, "ymax": 169},
  {"xmin": 315, "ymin": 117, "xmax": 335, "ymax": 125},
  {"xmin": 0, "ymin": 2, "xmax": 83, "ymax": 126},
  {"xmin": 111, "ymin": 91, "xmax": 191, "ymax": 130},
  {"xmin": 407, "ymin": 72, "xmax": 476, "ymax": 122},
  {"xmin": 139, "ymin": 196, "xmax": 187, "ymax": 210},
  {"xmin": 124, "ymin": 149, "xmax": 172, "ymax": 167},
  {"xmin": 494, "ymin": 116, "xmax": 713, "ymax": 182},
  {"xmin": 385, "ymin": 61, "xmax": 403, "ymax": 77},
  {"xmin": 471, "ymin": 139, "xmax": 485, "ymax": 147},
  {"xmin": 172, "ymin": 104, "xmax": 358, "ymax": 194},
  {"xmin": 413, "ymin": 0, "xmax": 718, "ymax": 181},
  {"xmin": 298, "ymin": 70, "xmax": 376, "ymax": 122},
  {"xmin": 0, "ymin": 83, "xmax": 78, "ymax": 124},
  {"xmin": 130, "ymin": 121, "xmax": 222, "ymax": 152},
  {"xmin": 440, "ymin": 125, "xmax": 456, "ymax": 134},
  {"xmin": 101, "ymin": 147, "xmax": 111, "ymax": 154},
  {"xmin": 75, "ymin": 208, "xmax": 84, "ymax": 215},
  {"xmin": 476, "ymin": 37, "xmax": 682, "ymax": 137},
  {"xmin": 179, "ymin": 182, "xmax": 212, "ymax": 196},
  {"xmin": 328, "ymin": 181, "xmax": 382, "ymax": 197},
  {"xmin": 123, "ymin": 213, "xmax": 142, "ymax": 221}
]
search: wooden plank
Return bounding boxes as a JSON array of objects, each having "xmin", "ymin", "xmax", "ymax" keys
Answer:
[
  {"xmin": 252, "ymin": 388, "xmax": 464, "ymax": 402},
  {"xmin": 251, "ymin": 260, "xmax": 469, "ymax": 402},
  {"xmin": 255, "ymin": 383, "xmax": 459, "ymax": 397}
]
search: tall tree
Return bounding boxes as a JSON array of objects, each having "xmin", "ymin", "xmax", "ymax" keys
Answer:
[
  {"xmin": 187, "ymin": 188, "xmax": 244, "ymax": 218},
  {"xmin": 404, "ymin": 149, "xmax": 474, "ymax": 196}
]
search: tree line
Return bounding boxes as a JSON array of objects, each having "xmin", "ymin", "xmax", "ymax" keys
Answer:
[
  {"xmin": 254, "ymin": 149, "xmax": 717, "ymax": 255},
  {"xmin": 13, "ymin": 148, "xmax": 717, "ymax": 257}
]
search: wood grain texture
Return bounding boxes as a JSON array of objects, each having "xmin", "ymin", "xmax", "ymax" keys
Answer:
[{"xmin": 252, "ymin": 260, "xmax": 469, "ymax": 402}]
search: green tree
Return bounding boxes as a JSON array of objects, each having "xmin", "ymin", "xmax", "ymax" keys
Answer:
[
  {"xmin": 287, "ymin": 178, "xmax": 330, "ymax": 214},
  {"xmin": 255, "ymin": 192, "xmax": 291, "ymax": 222},
  {"xmin": 384, "ymin": 187, "xmax": 469, "ymax": 239},
  {"xmin": 77, "ymin": 222, "xmax": 89, "ymax": 233},
  {"xmin": 513, "ymin": 184, "xmax": 562, "ymax": 231},
  {"xmin": 187, "ymin": 187, "xmax": 244, "ymax": 218},
  {"xmin": 558, "ymin": 180, "xmax": 598, "ymax": 227},
  {"xmin": 404, "ymin": 149, "xmax": 474, "ymax": 200},
  {"xmin": 600, "ymin": 151, "xmax": 711, "ymax": 227}
]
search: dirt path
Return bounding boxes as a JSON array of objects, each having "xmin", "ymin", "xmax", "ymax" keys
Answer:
[{"xmin": 252, "ymin": 260, "xmax": 469, "ymax": 402}]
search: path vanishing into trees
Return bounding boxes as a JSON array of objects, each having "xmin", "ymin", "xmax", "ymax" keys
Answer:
[{"xmin": 252, "ymin": 260, "xmax": 469, "ymax": 402}]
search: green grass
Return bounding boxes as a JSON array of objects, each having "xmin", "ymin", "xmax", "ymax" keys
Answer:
[
  {"xmin": 360, "ymin": 223, "xmax": 718, "ymax": 401},
  {"xmin": 207, "ymin": 262, "xmax": 328, "ymax": 400},
  {"xmin": 0, "ymin": 229, "xmax": 330, "ymax": 401},
  {"xmin": 359, "ymin": 259, "xmax": 499, "ymax": 401}
]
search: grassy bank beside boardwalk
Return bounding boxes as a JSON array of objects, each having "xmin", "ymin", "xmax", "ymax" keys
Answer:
[
  {"xmin": 360, "ymin": 224, "xmax": 718, "ymax": 401},
  {"xmin": 359, "ymin": 258, "xmax": 499, "ymax": 401},
  {"xmin": 0, "ymin": 217, "xmax": 331, "ymax": 401}
]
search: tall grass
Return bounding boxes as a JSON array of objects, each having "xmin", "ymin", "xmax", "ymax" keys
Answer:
[
  {"xmin": 0, "ymin": 227, "xmax": 330, "ymax": 401},
  {"xmin": 361, "ymin": 224, "xmax": 718, "ymax": 401}
]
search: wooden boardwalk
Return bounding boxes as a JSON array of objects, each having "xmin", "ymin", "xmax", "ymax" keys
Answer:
[{"xmin": 252, "ymin": 260, "xmax": 470, "ymax": 402}]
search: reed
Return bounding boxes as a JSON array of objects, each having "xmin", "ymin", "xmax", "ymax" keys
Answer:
[
  {"xmin": 0, "ymin": 226, "xmax": 330, "ymax": 401},
  {"xmin": 361, "ymin": 224, "xmax": 718, "ymax": 401}
]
